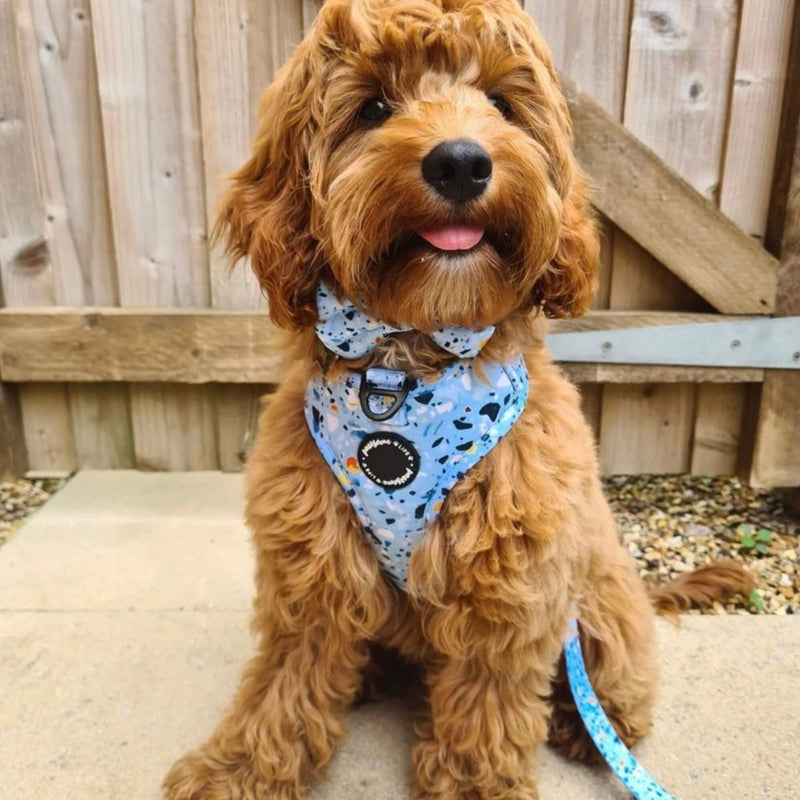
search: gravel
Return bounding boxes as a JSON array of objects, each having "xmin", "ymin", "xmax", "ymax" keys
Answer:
[
  {"xmin": 605, "ymin": 475, "xmax": 798, "ymax": 616},
  {"xmin": 1, "ymin": 474, "xmax": 797, "ymax": 615},
  {"xmin": 0, "ymin": 478, "xmax": 66, "ymax": 549}
]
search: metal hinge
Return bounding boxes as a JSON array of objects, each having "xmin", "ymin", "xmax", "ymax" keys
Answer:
[{"xmin": 547, "ymin": 317, "xmax": 800, "ymax": 369}]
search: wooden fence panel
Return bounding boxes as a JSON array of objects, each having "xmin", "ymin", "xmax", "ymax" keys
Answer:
[
  {"xmin": 0, "ymin": 0, "xmax": 794, "ymax": 481},
  {"xmin": 691, "ymin": 0, "xmax": 796, "ymax": 475},
  {"xmin": 91, "ymin": 0, "xmax": 217, "ymax": 470},
  {"xmin": 0, "ymin": 0, "xmax": 76, "ymax": 473},
  {"xmin": 194, "ymin": 0, "xmax": 304, "ymax": 471},
  {"xmin": 601, "ymin": 0, "xmax": 738, "ymax": 475},
  {"xmin": 751, "ymin": 2, "xmax": 800, "ymax": 487},
  {"xmin": 14, "ymin": 0, "xmax": 133, "ymax": 469},
  {"xmin": 525, "ymin": 0, "xmax": 632, "ymax": 443}
]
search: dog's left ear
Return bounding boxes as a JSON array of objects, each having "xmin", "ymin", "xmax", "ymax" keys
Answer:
[{"xmin": 532, "ymin": 166, "xmax": 600, "ymax": 319}]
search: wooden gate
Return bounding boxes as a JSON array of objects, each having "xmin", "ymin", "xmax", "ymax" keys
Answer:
[{"xmin": 1, "ymin": 0, "xmax": 798, "ymax": 485}]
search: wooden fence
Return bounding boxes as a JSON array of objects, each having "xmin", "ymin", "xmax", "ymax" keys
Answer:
[{"xmin": 1, "ymin": 0, "xmax": 798, "ymax": 484}]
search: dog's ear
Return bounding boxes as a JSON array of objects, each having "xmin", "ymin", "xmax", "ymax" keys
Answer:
[
  {"xmin": 532, "ymin": 164, "xmax": 600, "ymax": 319},
  {"xmin": 214, "ymin": 40, "xmax": 324, "ymax": 330}
]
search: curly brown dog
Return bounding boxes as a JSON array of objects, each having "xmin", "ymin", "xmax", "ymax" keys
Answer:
[{"xmin": 163, "ymin": 1, "xmax": 752, "ymax": 798}]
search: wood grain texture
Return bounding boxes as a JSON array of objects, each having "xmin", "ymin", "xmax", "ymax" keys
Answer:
[
  {"xmin": 751, "ymin": 37, "xmax": 800, "ymax": 487},
  {"xmin": 194, "ymin": 0, "xmax": 303, "ymax": 310},
  {"xmin": 598, "ymin": 0, "xmax": 738, "ymax": 477},
  {"xmin": 693, "ymin": 0, "xmax": 795, "ymax": 476},
  {"xmin": 720, "ymin": 0, "xmax": 795, "ymax": 240},
  {"xmin": 525, "ymin": 0, "xmax": 633, "ymax": 472},
  {"xmin": 599, "ymin": 383, "xmax": 697, "ymax": 474},
  {"xmin": 91, "ymin": 0, "xmax": 216, "ymax": 470},
  {"xmin": 525, "ymin": 0, "xmax": 632, "ymax": 310},
  {"xmin": 301, "ymin": 0, "xmax": 320, "ymax": 33},
  {"xmin": 194, "ymin": 0, "xmax": 303, "ymax": 471},
  {"xmin": 0, "ymin": 309, "xmax": 287, "ymax": 383},
  {"xmin": 68, "ymin": 383, "xmax": 134, "ymax": 469},
  {"xmin": 577, "ymin": 383, "xmax": 602, "ymax": 441},
  {"xmin": 0, "ymin": 0, "xmax": 76, "ymax": 473},
  {"xmin": 0, "ymin": 382, "xmax": 27, "ymax": 478},
  {"xmin": 216, "ymin": 384, "xmax": 270, "ymax": 472},
  {"xmin": 563, "ymin": 364, "xmax": 763, "ymax": 384},
  {"xmin": 18, "ymin": 382, "xmax": 76, "ymax": 470},
  {"xmin": 14, "ymin": 0, "xmax": 133, "ymax": 468},
  {"xmin": 690, "ymin": 384, "xmax": 747, "ymax": 475},
  {"xmin": 0, "ymin": 307, "xmax": 766, "ymax": 384},
  {"xmin": 564, "ymin": 79, "xmax": 778, "ymax": 314}
]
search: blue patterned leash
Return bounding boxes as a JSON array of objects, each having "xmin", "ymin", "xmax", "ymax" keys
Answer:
[{"xmin": 564, "ymin": 618, "xmax": 677, "ymax": 800}]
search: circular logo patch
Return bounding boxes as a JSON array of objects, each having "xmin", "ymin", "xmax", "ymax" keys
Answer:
[{"xmin": 357, "ymin": 432, "xmax": 420, "ymax": 489}]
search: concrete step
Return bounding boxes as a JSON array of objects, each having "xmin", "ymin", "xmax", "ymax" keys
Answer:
[{"xmin": 0, "ymin": 471, "xmax": 797, "ymax": 800}]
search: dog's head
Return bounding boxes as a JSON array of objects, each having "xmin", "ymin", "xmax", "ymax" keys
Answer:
[{"xmin": 218, "ymin": 0, "xmax": 598, "ymax": 332}]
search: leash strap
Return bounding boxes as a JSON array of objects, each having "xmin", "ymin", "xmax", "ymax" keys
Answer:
[{"xmin": 564, "ymin": 618, "xmax": 677, "ymax": 800}]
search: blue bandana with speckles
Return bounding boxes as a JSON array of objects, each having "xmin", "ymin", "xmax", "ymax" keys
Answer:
[
  {"xmin": 315, "ymin": 282, "xmax": 496, "ymax": 359},
  {"xmin": 306, "ymin": 290, "xmax": 528, "ymax": 588}
]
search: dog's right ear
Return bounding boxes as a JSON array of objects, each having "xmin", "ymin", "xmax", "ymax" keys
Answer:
[{"xmin": 214, "ymin": 40, "xmax": 324, "ymax": 330}]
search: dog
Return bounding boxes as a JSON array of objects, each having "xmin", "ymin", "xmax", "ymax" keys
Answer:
[{"xmin": 163, "ymin": 1, "xmax": 752, "ymax": 798}]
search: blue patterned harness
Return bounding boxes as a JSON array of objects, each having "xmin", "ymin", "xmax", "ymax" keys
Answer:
[
  {"xmin": 306, "ymin": 284, "xmax": 528, "ymax": 589},
  {"xmin": 304, "ymin": 283, "xmax": 677, "ymax": 800}
]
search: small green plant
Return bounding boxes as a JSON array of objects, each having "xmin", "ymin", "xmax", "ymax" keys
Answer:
[
  {"xmin": 749, "ymin": 588, "xmax": 765, "ymax": 614},
  {"xmin": 738, "ymin": 524, "xmax": 772, "ymax": 555}
]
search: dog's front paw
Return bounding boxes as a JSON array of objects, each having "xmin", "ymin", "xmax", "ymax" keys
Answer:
[
  {"xmin": 163, "ymin": 746, "xmax": 300, "ymax": 800},
  {"xmin": 412, "ymin": 739, "xmax": 539, "ymax": 800}
]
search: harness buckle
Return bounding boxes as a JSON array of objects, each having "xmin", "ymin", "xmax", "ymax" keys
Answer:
[{"xmin": 359, "ymin": 368, "xmax": 410, "ymax": 422}]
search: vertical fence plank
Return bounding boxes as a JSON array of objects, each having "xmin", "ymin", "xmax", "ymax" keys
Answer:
[
  {"xmin": 91, "ymin": 0, "xmax": 217, "ymax": 470},
  {"xmin": 525, "ymin": 0, "xmax": 631, "ymax": 312},
  {"xmin": 195, "ymin": 0, "xmax": 303, "ymax": 471},
  {"xmin": 0, "ymin": 0, "xmax": 76, "ymax": 474},
  {"xmin": 751, "ymin": 0, "xmax": 800, "ymax": 487},
  {"xmin": 0, "ymin": 383, "xmax": 28, "ymax": 479},
  {"xmin": 14, "ymin": 0, "xmax": 134, "ymax": 469},
  {"xmin": 690, "ymin": 384, "xmax": 747, "ymax": 475},
  {"xmin": 720, "ymin": 0, "xmax": 796, "ymax": 241},
  {"xmin": 524, "ymin": 0, "xmax": 632, "ymax": 448},
  {"xmin": 601, "ymin": 0, "xmax": 738, "ymax": 475},
  {"xmin": 690, "ymin": 0, "xmax": 796, "ymax": 475},
  {"xmin": 599, "ymin": 384, "xmax": 697, "ymax": 474}
]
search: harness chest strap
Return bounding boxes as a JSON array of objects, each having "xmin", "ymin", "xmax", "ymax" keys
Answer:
[{"xmin": 305, "ymin": 357, "xmax": 529, "ymax": 589}]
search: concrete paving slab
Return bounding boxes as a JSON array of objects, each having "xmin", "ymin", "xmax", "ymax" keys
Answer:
[
  {"xmin": 37, "ymin": 470, "xmax": 246, "ymax": 523},
  {"xmin": 0, "ymin": 518, "xmax": 252, "ymax": 611},
  {"xmin": 0, "ymin": 471, "xmax": 798, "ymax": 799},
  {"xmin": 0, "ymin": 472, "xmax": 251, "ymax": 612},
  {"xmin": 1, "ymin": 611, "xmax": 797, "ymax": 800}
]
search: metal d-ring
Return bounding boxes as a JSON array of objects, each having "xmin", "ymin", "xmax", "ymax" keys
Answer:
[{"xmin": 359, "ymin": 370, "xmax": 410, "ymax": 422}]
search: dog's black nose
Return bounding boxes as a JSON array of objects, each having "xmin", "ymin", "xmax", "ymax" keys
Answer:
[{"xmin": 422, "ymin": 139, "xmax": 492, "ymax": 205}]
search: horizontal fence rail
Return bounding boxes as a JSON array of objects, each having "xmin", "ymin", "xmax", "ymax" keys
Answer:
[{"xmin": 0, "ymin": 308, "xmax": 772, "ymax": 385}]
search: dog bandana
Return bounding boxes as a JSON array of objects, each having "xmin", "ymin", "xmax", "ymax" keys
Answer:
[
  {"xmin": 306, "ymin": 284, "xmax": 528, "ymax": 589},
  {"xmin": 315, "ymin": 281, "xmax": 496, "ymax": 359}
]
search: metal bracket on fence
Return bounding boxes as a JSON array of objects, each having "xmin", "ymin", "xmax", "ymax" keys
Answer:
[{"xmin": 547, "ymin": 317, "xmax": 800, "ymax": 369}]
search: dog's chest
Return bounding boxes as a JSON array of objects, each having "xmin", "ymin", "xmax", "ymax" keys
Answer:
[{"xmin": 304, "ymin": 357, "xmax": 529, "ymax": 589}]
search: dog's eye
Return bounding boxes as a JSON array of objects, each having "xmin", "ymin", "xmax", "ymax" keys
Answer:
[
  {"xmin": 358, "ymin": 98, "xmax": 392, "ymax": 125},
  {"xmin": 488, "ymin": 95, "xmax": 512, "ymax": 119}
]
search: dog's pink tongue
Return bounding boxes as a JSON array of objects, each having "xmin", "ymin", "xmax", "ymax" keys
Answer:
[{"xmin": 419, "ymin": 225, "xmax": 484, "ymax": 251}]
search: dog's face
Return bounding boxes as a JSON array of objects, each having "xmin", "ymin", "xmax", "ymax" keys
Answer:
[{"xmin": 219, "ymin": 0, "xmax": 598, "ymax": 331}]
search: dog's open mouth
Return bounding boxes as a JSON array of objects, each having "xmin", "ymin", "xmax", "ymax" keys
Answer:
[
  {"xmin": 376, "ymin": 223, "xmax": 514, "ymax": 271},
  {"xmin": 418, "ymin": 225, "xmax": 485, "ymax": 252}
]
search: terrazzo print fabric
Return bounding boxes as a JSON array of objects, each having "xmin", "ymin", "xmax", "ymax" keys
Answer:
[
  {"xmin": 305, "ymin": 357, "xmax": 529, "ymax": 589},
  {"xmin": 315, "ymin": 282, "xmax": 496, "ymax": 359},
  {"xmin": 564, "ymin": 618, "xmax": 677, "ymax": 800}
]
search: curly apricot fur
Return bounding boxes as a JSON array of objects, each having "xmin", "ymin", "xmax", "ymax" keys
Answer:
[{"xmin": 165, "ymin": 2, "xmax": 752, "ymax": 799}]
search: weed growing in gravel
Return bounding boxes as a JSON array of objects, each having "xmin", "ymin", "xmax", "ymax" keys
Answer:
[{"xmin": 738, "ymin": 524, "xmax": 773, "ymax": 555}]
